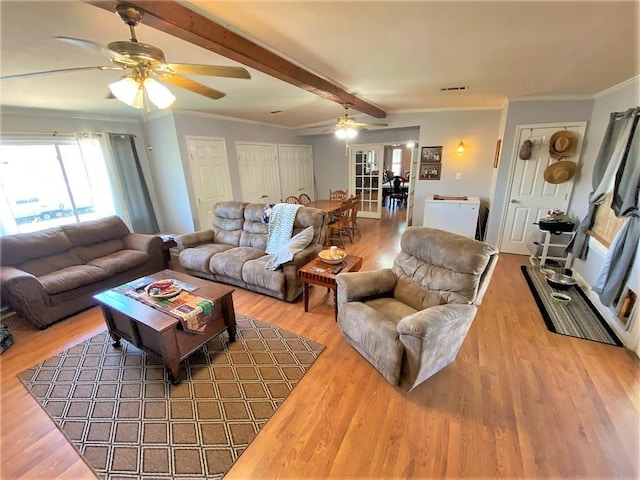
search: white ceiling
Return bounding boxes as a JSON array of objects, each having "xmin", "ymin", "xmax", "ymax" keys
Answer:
[{"xmin": 1, "ymin": 1, "xmax": 638, "ymax": 129}]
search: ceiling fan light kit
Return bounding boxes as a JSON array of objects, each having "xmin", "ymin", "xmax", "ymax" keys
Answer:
[
  {"xmin": 0, "ymin": 2, "xmax": 250, "ymax": 111},
  {"xmin": 335, "ymin": 127, "xmax": 358, "ymax": 139},
  {"xmin": 109, "ymin": 76, "xmax": 143, "ymax": 108},
  {"xmin": 142, "ymin": 77, "xmax": 176, "ymax": 109}
]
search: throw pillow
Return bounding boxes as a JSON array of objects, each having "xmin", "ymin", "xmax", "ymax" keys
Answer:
[{"xmin": 265, "ymin": 226, "xmax": 314, "ymax": 270}]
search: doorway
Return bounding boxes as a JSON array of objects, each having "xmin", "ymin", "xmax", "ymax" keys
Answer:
[
  {"xmin": 349, "ymin": 144, "xmax": 383, "ymax": 219},
  {"xmin": 186, "ymin": 137, "xmax": 233, "ymax": 230},
  {"xmin": 499, "ymin": 122, "xmax": 587, "ymax": 254}
]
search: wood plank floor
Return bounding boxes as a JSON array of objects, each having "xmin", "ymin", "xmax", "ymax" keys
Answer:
[{"xmin": 1, "ymin": 207, "xmax": 638, "ymax": 479}]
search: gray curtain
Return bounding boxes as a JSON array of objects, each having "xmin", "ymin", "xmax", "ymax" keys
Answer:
[
  {"xmin": 570, "ymin": 107, "xmax": 639, "ymax": 306},
  {"xmin": 108, "ymin": 133, "xmax": 159, "ymax": 234}
]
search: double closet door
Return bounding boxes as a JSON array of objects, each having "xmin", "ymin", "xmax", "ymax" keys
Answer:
[{"xmin": 236, "ymin": 143, "xmax": 314, "ymax": 203}]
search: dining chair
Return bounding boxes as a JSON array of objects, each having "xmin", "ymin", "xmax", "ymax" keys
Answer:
[
  {"xmin": 283, "ymin": 195, "xmax": 300, "ymax": 204},
  {"xmin": 348, "ymin": 194, "xmax": 362, "ymax": 238},
  {"xmin": 389, "ymin": 176, "xmax": 407, "ymax": 209},
  {"xmin": 298, "ymin": 193, "xmax": 312, "ymax": 205},
  {"xmin": 327, "ymin": 197, "xmax": 353, "ymax": 248},
  {"xmin": 329, "ymin": 189, "xmax": 348, "ymax": 201}
]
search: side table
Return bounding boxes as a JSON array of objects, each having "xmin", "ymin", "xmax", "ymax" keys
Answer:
[
  {"xmin": 298, "ymin": 255, "xmax": 363, "ymax": 320},
  {"xmin": 159, "ymin": 234, "xmax": 177, "ymax": 268},
  {"xmin": 0, "ymin": 306, "xmax": 16, "ymax": 353}
]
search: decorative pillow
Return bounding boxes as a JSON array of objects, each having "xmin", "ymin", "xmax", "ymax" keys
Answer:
[
  {"xmin": 262, "ymin": 203, "xmax": 276, "ymax": 224},
  {"xmin": 265, "ymin": 226, "xmax": 314, "ymax": 270}
]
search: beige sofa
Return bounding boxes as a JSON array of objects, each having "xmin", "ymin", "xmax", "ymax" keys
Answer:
[
  {"xmin": 175, "ymin": 201, "xmax": 328, "ymax": 302},
  {"xmin": 0, "ymin": 216, "xmax": 164, "ymax": 329}
]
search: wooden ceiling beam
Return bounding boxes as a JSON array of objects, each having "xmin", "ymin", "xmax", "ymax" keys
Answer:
[{"xmin": 84, "ymin": 0, "xmax": 386, "ymax": 118}]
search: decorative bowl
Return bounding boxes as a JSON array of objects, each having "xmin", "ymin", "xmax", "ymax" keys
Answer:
[
  {"xmin": 145, "ymin": 279, "xmax": 182, "ymax": 298},
  {"xmin": 545, "ymin": 272, "xmax": 577, "ymax": 290},
  {"xmin": 318, "ymin": 248, "xmax": 347, "ymax": 264},
  {"xmin": 550, "ymin": 292, "xmax": 571, "ymax": 305}
]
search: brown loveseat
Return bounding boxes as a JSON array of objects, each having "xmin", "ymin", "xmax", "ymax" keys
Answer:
[
  {"xmin": 0, "ymin": 216, "xmax": 164, "ymax": 329},
  {"xmin": 175, "ymin": 201, "xmax": 328, "ymax": 302}
]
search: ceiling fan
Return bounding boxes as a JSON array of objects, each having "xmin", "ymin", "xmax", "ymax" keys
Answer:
[
  {"xmin": 328, "ymin": 103, "xmax": 389, "ymax": 139},
  {"xmin": 0, "ymin": 2, "xmax": 251, "ymax": 110}
]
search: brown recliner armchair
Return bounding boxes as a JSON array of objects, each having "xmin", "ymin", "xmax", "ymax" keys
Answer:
[{"xmin": 336, "ymin": 227, "xmax": 499, "ymax": 391}]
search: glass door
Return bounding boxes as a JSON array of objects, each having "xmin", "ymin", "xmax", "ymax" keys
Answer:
[{"xmin": 350, "ymin": 144, "xmax": 383, "ymax": 219}]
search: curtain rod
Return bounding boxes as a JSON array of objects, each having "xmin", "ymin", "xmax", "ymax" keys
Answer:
[
  {"xmin": 1, "ymin": 132, "xmax": 137, "ymax": 138},
  {"xmin": 1, "ymin": 131, "xmax": 77, "ymax": 137}
]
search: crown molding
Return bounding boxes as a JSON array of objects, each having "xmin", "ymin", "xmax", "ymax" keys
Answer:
[
  {"xmin": 593, "ymin": 76, "xmax": 640, "ymax": 99},
  {"xmin": 0, "ymin": 106, "xmax": 141, "ymax": 124}
]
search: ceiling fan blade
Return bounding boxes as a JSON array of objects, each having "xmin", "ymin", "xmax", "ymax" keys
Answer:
[
  {"xmin": 162, "ymin": 63, "xmax": 250, "ymax": 79},
  {"xmin": 56, "ymin": 36, "xmax": 137, "ymax": 66},
  {"xmin": 158, "ymin": 74, "xmax": 226, "ymax": 100},
  {"xmin": 0, "ymin": 65, "xmax": 123, "ymax": 81},
  {"xmin": 354, "ymin": 121, "xmax": 389, "ymax": 127}
]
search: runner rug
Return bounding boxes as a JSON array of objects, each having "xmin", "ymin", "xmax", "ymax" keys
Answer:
[
  {"xmin": 521, "ymin": 265, "xmax": 622, "ymax": 346},
  {"xmin": 18, "ymin": 315, "xmax": 325, "ymax": 480}
]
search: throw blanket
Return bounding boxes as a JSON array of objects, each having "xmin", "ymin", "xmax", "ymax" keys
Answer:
[{"xmin": 266, "ymin": 203, "xmax": 302, "ymax": 254}]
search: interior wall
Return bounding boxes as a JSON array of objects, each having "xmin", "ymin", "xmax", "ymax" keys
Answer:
[
  {"xmin": 567, "ymin": 76, "xmax": 640, "ymax": 353},
  {"xmin": 410, "ymin": 109, "xmax": 502, "ymax": 227},
  {"xmin": 484, "ymin": 98, "xmax": 595, "ymax": 246},
  {"xmin": 153, "ymin": 111, "xmax": 305, "ymax": 233},
  {"xmin": 568, "ymin": 77, "xmax": 640, "ymax": 222},
  {"xmin": 143, "ymin": 113, "xmax": 189, "ymax": 234}
]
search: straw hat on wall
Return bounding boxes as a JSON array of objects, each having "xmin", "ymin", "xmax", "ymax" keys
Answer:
[
  {"xmin": 544, "ymin": 160, "xmax": 577, "ymax": 184},
  {"xmin": 549, "ymin": 131, "xmax": 578, "ymax": 159}
]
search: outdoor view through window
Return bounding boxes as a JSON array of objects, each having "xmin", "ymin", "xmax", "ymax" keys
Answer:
[{"xmin": 0, "ymin": 139, "xmax": 116, "ymax": 235}]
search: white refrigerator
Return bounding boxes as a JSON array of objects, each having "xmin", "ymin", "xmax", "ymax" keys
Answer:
[{"xmin": 422, "ymin": 196, "xmax": 480, "ymax": 238}]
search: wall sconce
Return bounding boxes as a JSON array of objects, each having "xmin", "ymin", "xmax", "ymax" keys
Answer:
[{"xmin": 457, "ymin": 140, "xmax": 465, "ymax": 154}]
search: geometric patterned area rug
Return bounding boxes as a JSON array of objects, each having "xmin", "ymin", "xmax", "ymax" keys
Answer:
[
  {"xmin": 18, "ymin": 315, "xmax": 325, "ymax": 479},
  {"xmin": 521, "ymin": 265, "xmax": 622, "ymax": 346}
]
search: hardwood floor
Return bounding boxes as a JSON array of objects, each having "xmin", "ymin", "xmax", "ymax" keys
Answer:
[{"xmin": 1, "ymin": 206, "xmax": 638, "ymax": 479}]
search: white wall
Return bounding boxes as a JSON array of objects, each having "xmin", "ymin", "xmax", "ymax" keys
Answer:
[{"xmin": 300, "ymin": 109, "xmax": 501, "ymax": 227}]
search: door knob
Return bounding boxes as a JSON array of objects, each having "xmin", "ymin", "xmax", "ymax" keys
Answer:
[{"xmin": 510, "ymin": 199, "xmax": 519, "ymax": 204}]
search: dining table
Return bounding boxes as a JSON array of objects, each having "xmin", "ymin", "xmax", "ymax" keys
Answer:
[{"xmin": 306, "ymin": 199, "xmax": 343, "ymax": 215}]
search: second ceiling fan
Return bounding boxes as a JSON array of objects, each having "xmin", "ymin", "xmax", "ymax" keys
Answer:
[{"xmin": 331, "ymin": 103, "xmax": 389, "ymax": 139}]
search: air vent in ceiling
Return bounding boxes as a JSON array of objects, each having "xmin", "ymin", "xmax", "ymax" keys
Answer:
[{"xmin": 440, "ymin": 86, "xmax": 469, "ymax": 92}]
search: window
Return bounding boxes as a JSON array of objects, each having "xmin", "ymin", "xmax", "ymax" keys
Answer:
[
  {"xmin": 589, "ymin": 190, "xmax": 627, "ymax": 247},
  {"xmin": 0, "ymin": 138, "xmax": 117, "ymax": 235},
  {"xmin": 391, "ymin": 147, "xmax": 403, "ymax": 176}
]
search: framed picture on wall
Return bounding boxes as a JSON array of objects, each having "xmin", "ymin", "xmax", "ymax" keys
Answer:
[
  {"xmin": 493, "ymin": 139, "xmax": 502, "ymax": 168},
  {"xmin": 419, "ymin": 162, "xmax": 441, "ymax": 180},
  {"xmin": 421, "ymin": 146, "xmax": 442, "ymax": 163}
]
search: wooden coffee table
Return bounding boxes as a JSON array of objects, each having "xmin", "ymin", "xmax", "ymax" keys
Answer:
[
  {"xmin": 298, "ymin": 255, "xmax": 362, "ymax": 319},
  {"xmin": 94, "ymin": 269, "xmax": 236, "ymax": 384}
]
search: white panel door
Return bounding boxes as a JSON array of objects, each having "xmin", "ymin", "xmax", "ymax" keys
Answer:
[
  {"xmin": 187, "ymin": 137, "xmax": 233, "ymax": 230},
  {"xmin": 500, "ymin": 122, "xmax": 587, "ymax": 254},
  {"xmin": 236, "ymin": 142, "xmax": 281, "ymax": 203},
  {"xmin": 277, "ymin": 144, "xmax": 315, "ymax": 199}
]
